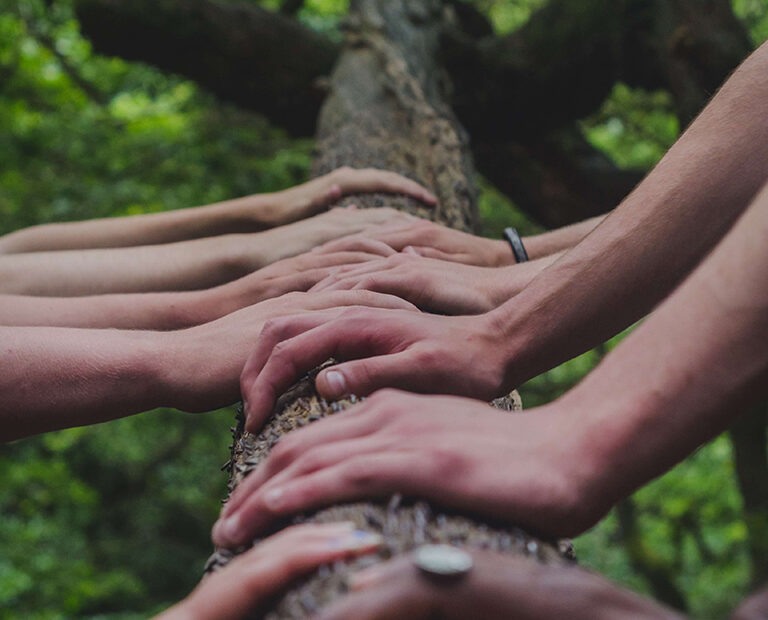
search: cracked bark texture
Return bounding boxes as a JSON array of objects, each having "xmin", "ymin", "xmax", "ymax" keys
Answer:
[{"xmin": 205, "ymin": 1, "xmax": 571, "ymax": 617}]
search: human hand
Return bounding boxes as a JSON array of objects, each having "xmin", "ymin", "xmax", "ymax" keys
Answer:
[
  {"xmin": 316, "ymin": 550, "xmax": 682, "ymax": 620},
  {"xmin": 157, "ymin": 522, "xmax": 381, "ymax": 620},
  {"xmin": 316, "ymin": 219, "xmax": 513, "ymax": 267},
  {"xmin": 164, "ymin": 290, "xmax": 418, "ymax": 414},
  {"xmin": 213, "ymin": 391, "xmax": 608, "ymax": 548},
  {"xmin": 239, "ymin": 307, "xmax": 511, "ymax": 432},
  {"xmin": 276, "ymin": 167, "xmax": 437, "ymax": 221},
  {"xmin": 310, "ymin": 252, "xmax": 505, "ymax": 314},
  {"xmin": 222, "ymin": 241, "xmax": 396, "ymax": 310}
]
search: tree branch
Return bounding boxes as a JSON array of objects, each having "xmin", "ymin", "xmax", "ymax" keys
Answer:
[
  {"xmin": 74, "ymin": 0, "xmax": 339, "ymax": 136},
  {"xmin": 475, "ymin": 127, "xmax": 644, "ymax": 227}
]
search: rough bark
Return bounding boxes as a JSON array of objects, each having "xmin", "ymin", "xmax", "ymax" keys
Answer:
[{"xmin": 205, "ymin": 2, "xmax": 571, "ymax": 616}]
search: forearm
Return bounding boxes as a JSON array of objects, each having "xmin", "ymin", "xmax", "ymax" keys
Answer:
[
  {"xmin": 0, "ymin": 233, "xmax": 253, "ymax": 296},
  {"xmin": 0, "ymin": 209, "xmax": 406, "ymax": 296},
  {"xmin": 0, "ymin": 194, "xmax": 288, "ymax": 254},
  {"xmin": 523, "ymin": 215, "xmax": 605, "ymax": 260},
  {"xmin": 493, "ymin": 42, "xmax": 768, "ymax": 386},
  {"xmin": 0, "ymin": 289, "xmax": 228, "ymax": 329},
  {"xmin": 487, "ymin": 252, "xmax": 563, "ymax": 306},
  {"xmin": 0, "ymin": 327, "xmax": 175, "ymax": 442},
  {"xmin": 556, "ymin": 184, "xmax": 768, "ymax": 509}
]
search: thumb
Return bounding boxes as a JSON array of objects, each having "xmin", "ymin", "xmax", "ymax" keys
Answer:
[{"xmin": 316, "ymin": 352, "xmax": 415, "ymax": 400}]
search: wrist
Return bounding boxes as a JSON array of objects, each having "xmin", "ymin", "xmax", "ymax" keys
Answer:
[
  {"xmin": 153, "ymin": 327, "xmax": 234, "ymax": 413},
  {"xmin": 553, "ymin": 385, "xmax": 650, "ymax": 514},
  {"xmin": 485, "ymin": 265, "xmax": 528, "ymax": 308},
  {"xmin": 487, "ymin": 238, "xmax": 516, "ymax": 267}
]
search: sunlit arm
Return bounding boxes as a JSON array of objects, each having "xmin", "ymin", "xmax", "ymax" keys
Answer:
[
  {"xmin": 554, "ymin": 180, "xmax": 768, "ymax": 517},
  {"xmin": 0, "ymin": 289, "xmax": 414, "ymax": 442},
  {"xmin": 0, "ymin": 207, "xmax": 413, "ymax": 296},
  {"xmin": 494, "ymin": 41, "xmax": 768, "ymax": 387},
  {"xmin": 0, "ymin": 167, "xmax": 435, "ymax": 254}
]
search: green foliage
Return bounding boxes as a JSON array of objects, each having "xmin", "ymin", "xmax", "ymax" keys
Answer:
[
  {"xmin": 0, "ymin": 1, "xmax": 765, "ymax": 618},
  {"xmin": 582, "ymin": 84, "xmax": 680, "ymax": 171},
  {"xmin": 734, "ymin": 0, "xmax": 768, "ymax": 43}
]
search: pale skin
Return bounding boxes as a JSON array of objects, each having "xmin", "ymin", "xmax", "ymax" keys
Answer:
[
  {"xmin": 0, "ymin": 166, "xmax": 436, "ymax": 253},
  {"xmin": 157, "ymin": 522, "xmax": 382, "ymax": 620},
  {"xmin": 313, "ymin": 213, "xmax": 603, "ymax": 267},
  {"xmin": 0, "ymin": 206, "xmax": 418, "ymax": 296},
  {"xmin": 0, "ymin": 290, "xmax": 416, "ymax": 443},
  {"xmin": 221, "ymin": 176, "xmax": 768, "ymax": 546},
  {"xmin": 0, "ymin": 238, "xmax": 398, "ymax": 329},
  {"xmin": 319, "ymin": 551, "xmax": 683, "ymax": 620},
  {"xmin": 207, "ymin": 173, "xmax": 768, "ymax": 620},
  {"xmin": 168, "ymin": 538, "xmax": 767, "ymax": 619},
  {"xmin": 310, "ymin": 249, "xmax": 563, "ymax": 314},
  {"xmin": 237, "ymin": 40, "xmax": 768, "ymax": 425}
]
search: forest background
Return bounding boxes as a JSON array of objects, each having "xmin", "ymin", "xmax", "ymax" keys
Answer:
[{"xmin": 0, "ymin": 0, "xmax": 767, "ymax": 618}]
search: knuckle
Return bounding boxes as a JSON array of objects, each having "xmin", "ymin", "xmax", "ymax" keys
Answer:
[
  {"xmin": 358, "ymin": 276, "xmax": 379, "ymax": 291},
  {"xmin": 261, "ymin": 317, "xmax": 287, "ymax": 341},
  {"xmin": 340, "ymin": 459, "xmax": 380, "ymax": 488},
  {"xmin": 270, "ymin": 339, "xmax": 294, "ymax": 361},
  {"xmin": 412, "ymin": 346, "xmax": 441, "ymax": 369},
  {"xmin": 427, "ymin": 445, "xmax": 468, "ymax": 479}
]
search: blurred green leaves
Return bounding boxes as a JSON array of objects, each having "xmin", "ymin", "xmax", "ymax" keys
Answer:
[{"xmin": 1, "ymin": 0, "xmax": 766, "ymax": 618}]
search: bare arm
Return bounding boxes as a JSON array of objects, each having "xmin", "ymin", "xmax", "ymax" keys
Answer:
[
  {"xmin": 225, "ymin": 178, "xmax": 768, "ymax": 549},
  {"xmin": 553, "ymin": 179, "xmax": 768, "ymax": 514},
  {"xmin": 523, "ymin": 214, "xmax": 605, "ymax": 259},
  {"xmin": 0, "ymin": 167, "xmax": 436, "ymax": 254},
  {"xmin": 495, "ymin": 41, "xmax": 768, "ymax": 387},
  {"xmin": 0, "ymin": 247, "xmax": 390, "ymax": 329},
  {"xmin": 0, "ymin": 207, "xmax": 414, "ymax": 296},
  {"xmin": 0, "ymin": 290, "xmax": 415, "ymax": 443}
]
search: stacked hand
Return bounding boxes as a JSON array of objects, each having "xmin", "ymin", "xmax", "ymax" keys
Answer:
[
  {"xmin": 158, "ymin": 522, "xmax": 381, "ymax": 620},
  {"xmin": 213, "ymin": 391, "xmax": 609, "ymax": 549},
  {"xmin": 311, "ymin": 252, "xmax": 509, "ymax": 314},
  {"xmin": 319, "ymin": 551, "xmax": 682, "ymax": 620},
  {"xmin": 275, "ymin": 166, "xmax": 437, "ymax": 223},
  {"xmin": 316, "ymin": 219, "xmax": 513, "ymax": 266},
  {"xmin": 238, "ymin": 308, "xmax": 513, "ymax": 430},
  {"xmin": 165, "ymin": 291, "xmax": 418, "ymax": 414}
]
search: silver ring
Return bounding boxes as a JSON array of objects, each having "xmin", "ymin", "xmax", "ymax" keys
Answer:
[{"xmin": 413, "ymin": 544, "xmax": 473, "ymax": 578}]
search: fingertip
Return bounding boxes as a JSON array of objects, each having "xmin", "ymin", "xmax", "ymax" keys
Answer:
[
  {"xmin": 317, "ymin": 369, "xmax": 348, "ymax": 399},
  {"xmin": 212, "ymin": 512, "xmax": 242, "ymax": 548}
]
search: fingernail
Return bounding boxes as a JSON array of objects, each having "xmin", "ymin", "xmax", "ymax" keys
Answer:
[
  {"xmin": 348, "ymin": 563, "xmax": 388, "ymax": 590},
  {"xmin": 323, "ymin": 370, "xmax": 347, "ymax": 397},
  {"xmin": 264, "ymin": 487, "xmax": 285, "ymax": 510},
  {"xmin": 242, "ymin": 399, "xmax": 249, "ymax": 420},
  {"xmin": 330, "ymin": 530, "xmax": 382, "ymax": 551},
  {"xmin": 213, "ymin": 513, "xmax": 241, "ymax": 545}
]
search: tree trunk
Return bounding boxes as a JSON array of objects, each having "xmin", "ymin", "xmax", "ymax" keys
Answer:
[{"xmin": 205, "ymin": 1, "xmax": 571, "ymax": 616}]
